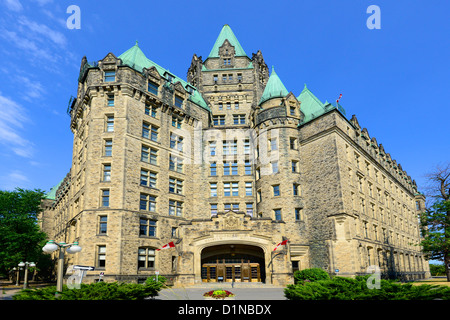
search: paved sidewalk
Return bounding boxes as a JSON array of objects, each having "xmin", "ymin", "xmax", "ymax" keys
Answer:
[{"xmin": 156, "ymin": 286, "xmax": 287, "ymax": 300}]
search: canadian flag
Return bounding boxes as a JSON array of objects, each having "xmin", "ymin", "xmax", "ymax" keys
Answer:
[
  {"xmin": 156, "ymin": 241, "xmax": 175, "ymax": 251},
  {"xmin": 273, "ymin": 239, "xmax": 289, "ymax": 251}
]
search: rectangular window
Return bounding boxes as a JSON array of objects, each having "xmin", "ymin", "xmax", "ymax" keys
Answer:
[
  {"xmin": 218, "ymin": 102, "xmax": 223, "ymax": 110},
  {"xmin": 210, "ymin": 183, "xmax": 217, "ymax": 197},
  {"xmin": 272, "ymin": 161, "xmax": 278, "ymax": 173},
  {"xmin": 107, "ymin": 94, "xmax": 114, "ymax": 106},
  {"xmin": 103, "ymin": 164, "xmax": 111, "ymax": 182},
  {"xmin": 233, "ymin": 114, "xmax": 245, "ymax": 125},
  {"xmin": 213, "ymin": 74, "xmax": 218, "ymax": 82},
  {"xmin": 138, "ymin": 248, "xmax": 155, "ymax": 269},
  {"xmin": 289, "ymin": 137, "xmax": 298, "ymax": 150},
  {"xmin": 175, "ymin": 96, "xmax": 183, "ymax": 108},
  {"xmin": 142, "ymin": 122, "xmax": 158, "ymax": 141},
  {"xmin": 169, "ymin": 154, "xmax": 183, "ymax": 172},
  {"xmin": 210, "ymin": 204, "xmax": 218, "ymax": 216},
  {"xmin": 101, "ymin": 189, "xmax": 110, "ymax": 207},
  {"xmin": 170, "ymin": 133, "xmax": 184, "ymax": 152},
  {"xmin": 245, "ymin": 182, "xmax": 253, "ymax": 196},
  {"xmin": 237, "ymin": 73, "xmax": 242, "ymax": 81},
  {"xmin": 140, "ymin": 193, "xmax": 156, "ymax": 212},
  {"xmin": 223, "ymin": 140, "xmax": 237, "ymax": 155},
  {"xmin": 293, "ymin": 183, "xmax": 300, "ymax": 196},
  {"xmin": 148, "ymin": 81, "xmax": 158, "ymax": 95},
  {"xmin": 169, "ymin": 200, "xmax": 183, "ymax": 216},
  {"xmin": 139, "ymin": 218, "xmax": 156, "ymax": 237},
  {"xmin": 104, "ymin": 139, "xmax": 112, "ymax": 157},
  {"xmin": 145, "ymin": 104, "xmax": 157, "ymax": 118},
  {"xmin": 244, "ymin": 160, "xmax": 252, "ymax": 175},
  {"xmin": 244, "ymin": 139, "xmax": 251, "ymax": 154},
  {"xmin": 97, "ymin": 246, "xmax": 106, "ymax": 268},
  {"xmin": 209, "ymin": 141, "xmax": 216, "ymax": 156},
  {"xmin": 291, "ymin": 160, "xmax": 299, "ymax": 173},
  {"xmin": 99, "ymin": 216, "xmax": 107, "ymax": 234},
  {"xmin": 106, "ymin": 115, "xmax": 114, "ymax": 132},
  {"xmin": 210, "ymin": 162, "xmax": 217, "ymax": 176},
  {"xmin": 140, "ymin": 169, "xmax": 157, "ymax": 188},
  {"xmin": 104, "ymin": 71, "xmax": 115, "ymax": 82},
  {"xmin": 232, "ymin": 182, "xmax": 239, "ymax": 196},
  {"xmin": 273, "ymin": 185, "xmax": 280, "ymax": 196},
  {"xmin": 225, "ymin": 203, "xmax": 239, "ymax": 212},
  {"xmin": 223, "ymin": 182, "xmax": 239, "ymax": 197},
  {"xmin": 270, "ymin": 138, "xmax": 277, "ymax": 151},
  {"xmin": 213, "ymin": 115, "xmax": 225, "ymax": 126},
  {"xmin": 169, "ymin": 177, "xmax": 183, "ymax": 194},
  {"xmin": 290, "ymin": 106, "xmax": 296, "ymax": 116},
  {"xmin": 295, "ymin": 208, "xmax": 302, "ymax": 221},
  {"xmin": 274, "ymin": 209, "xmax": 282, "ymax": 221},
  {"xmin": 172, "ymin": 117, "xmax": 182, "ymax": 128},
  {"xmin": 246, "ymin": 203, "xmax": 253, "ymax": 216}
]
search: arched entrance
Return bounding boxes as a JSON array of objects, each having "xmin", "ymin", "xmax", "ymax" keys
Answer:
[{"xmin": 201, "ymin": 244, "xmax": 266, "ymax": 283}]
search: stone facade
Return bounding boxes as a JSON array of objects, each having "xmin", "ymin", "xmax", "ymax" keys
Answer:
[{"xmin": 40, "ymin": 25, "xmax": 430, "ymax": 286}]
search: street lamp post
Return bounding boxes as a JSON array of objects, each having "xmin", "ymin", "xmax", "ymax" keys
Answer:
[
  {"xmin": 18, "ymin": 262, "xmax": 36, "ymax": 289},
  {"xmin": 42, "ymin": 240, "xmax": 82, "ymax": 294}
]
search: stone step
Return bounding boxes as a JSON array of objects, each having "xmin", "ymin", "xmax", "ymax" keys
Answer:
[{"xmin": 186, "ymin": 282, "xmax": 283, "ymax": 289}]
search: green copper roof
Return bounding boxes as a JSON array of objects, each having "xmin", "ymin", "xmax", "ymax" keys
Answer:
[
  {"xmin": 119, "ymin": 42, "xmax": 210, "ymax": 112},
  {"xmin": 259, "ymin": 67, "xmax": 289, "ymax": 105},
  {"xmin": 208, "ymin": 24, "xmax": 247, "ymax": 58},
  {"xmin": 297, "ymin": 84, "xmax": 346, "ymax": 124},
  {"xmin": 45, "ymin": 179, "xmax": 63, "ymax": 200},
  {"xmin": 297, "ymin": 84, "xmax": 325, "ymax": 123}
]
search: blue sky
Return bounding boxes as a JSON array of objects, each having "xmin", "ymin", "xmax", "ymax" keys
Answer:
[{"xmin": 0, "ymin": 0, "xmax": 449, "ymax": 197}]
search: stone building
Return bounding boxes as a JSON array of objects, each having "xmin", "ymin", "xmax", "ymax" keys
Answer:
[{"xmin": 40, "ymin": 25, "xmax": 430, "ymax": 286}]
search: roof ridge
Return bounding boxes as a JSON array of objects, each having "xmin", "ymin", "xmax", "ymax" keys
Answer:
[{"xmin": 207, "ymin": 24, "xmax": 247, "ymax": 58}]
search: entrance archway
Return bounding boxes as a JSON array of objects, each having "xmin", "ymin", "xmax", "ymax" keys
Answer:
[{"xmin": 201, "ymin": 244, "xmax": 266, "ymax": 283}]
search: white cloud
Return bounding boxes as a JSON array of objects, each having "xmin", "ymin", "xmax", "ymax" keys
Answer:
[
  {"xmin": 4, "ymin": 0, "xmax": 23, "ymax": 12},
  {"xmin": 0, "ymin": 93, "xmax": 34, "ymax": 158},
  {"xmin": 0, "ymin": 170, "xmax": 30, "ymax": 191},
  {"xmin": 17, "ymin": 16, "xmax": 67, "ymax": 47}
]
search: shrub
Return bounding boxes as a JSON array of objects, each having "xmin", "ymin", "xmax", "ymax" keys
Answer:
[
  {"xmin": 13, "ymin": 276, "xmax": 167, "ymax": 300},
  {"xmin": 293, "ymin": 268, "xmax": 330, "ymax": 284},
  {"xmin": 284, "ymin": 275, "xmax": 450, "ymax": 300}
]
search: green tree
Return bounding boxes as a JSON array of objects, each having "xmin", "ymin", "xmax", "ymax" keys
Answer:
[
  {"xmin": 0, "ymin": 188, "xmax": 49, "ymax": 278},
  {"xmin": 420, "ymin": 163, "xmax": 450, "ymax": 281}
]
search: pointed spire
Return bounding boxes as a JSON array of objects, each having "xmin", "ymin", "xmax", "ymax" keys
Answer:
[
  {"xmin": 259, "ymin": 66, "xmax": 289, "ymax": 105},
  {"xmin": 208, "ymin": 24, "xmax": 247, "ymax": 58}
]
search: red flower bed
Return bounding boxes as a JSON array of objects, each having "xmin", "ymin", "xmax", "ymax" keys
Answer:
[{"xmin": 203, "ymin": 290, "xmax": 235, "ymax": 299}]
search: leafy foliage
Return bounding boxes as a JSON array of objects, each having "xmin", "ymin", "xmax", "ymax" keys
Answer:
[
  {"xmin": 13, "ymin": 276, "xmax": 167, "ymax": 300},
  {"xmin": 285, "ymin": 273, "xmax": 450, "ymax": 300},
  {"xmin": 420, "ymin": 200, "xmax": 450, "ymax": 261},
  {"xmin": 293, "ymin": 268, "xmax": 330, "ymax": 284},
  {"xmin": 0, "ymin": 188, "xmax": 50, "ymax": 277}
]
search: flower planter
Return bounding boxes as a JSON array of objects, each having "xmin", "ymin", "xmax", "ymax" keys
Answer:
[{"xmin": 203, "ymin": 290, "xmax": 235, "ymax": 300}]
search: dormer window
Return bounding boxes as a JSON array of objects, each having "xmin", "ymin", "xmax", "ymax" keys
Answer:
[
  {"xmin": 223, "ymin": 58, "xmax": 231, "ymax": 66},
  {"xmin": 104, "ymin": 71, "xmax": 115, "ymax": 82},
  {"xmin": 167, "ymin": 74, "xmax": 174, "ymax": 82},
  {"xmin": 175, "ymin": 96, "xmax": 183, "ymax": 108},
  {"xmin": 148, "ymin": 81, "xmax": 158, "ymax": 95}
]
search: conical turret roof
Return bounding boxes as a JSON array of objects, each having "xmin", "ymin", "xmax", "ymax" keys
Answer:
[{"xmin": 259, "ymin": 67, "xmax": 289, "ymax": 105}]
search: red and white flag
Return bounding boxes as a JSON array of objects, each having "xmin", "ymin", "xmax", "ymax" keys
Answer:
[
  {"xmin": 273, "ymin": 239, "xmax": 289, "ymax": 251},
  {"xmin": 156, "ymin": 241, "xmax": 175, "ymax": 251},
  {"xmin": 336, "ymin": 93, "xmax": 342, "ymax": 104}
]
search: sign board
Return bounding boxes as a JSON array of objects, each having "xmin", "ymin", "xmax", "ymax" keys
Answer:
[
  {"xmin": 155, "ymin": 270, "xmax": 159, "ymax": 275},
  {"xmin": 73, "ymin": 265, "xmax": 95, "ymax": 271},
  {"xmin": 335, "ymin": 269, "xmax": 339, "ymax": 273}
]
